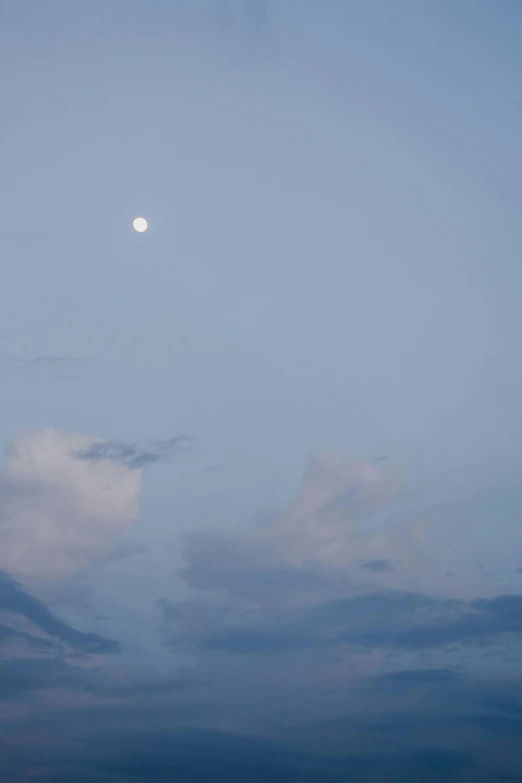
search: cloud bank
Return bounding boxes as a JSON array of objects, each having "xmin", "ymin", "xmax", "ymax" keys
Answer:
[
  {"xmin": 0, "ymin": 448, "xmax": 522, "ymax": 780},
  {"xmin": 159, "ymin": 451, "xmax": 522, "ymax": 739}
]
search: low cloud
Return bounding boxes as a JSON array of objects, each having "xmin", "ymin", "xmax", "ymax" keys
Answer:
[
  {"xmin": 0, "ymin": 428, "xmax": 190, "ymax": 586},
  {"xmin": 0, "ymin": 428, "xmax": 142, "ymax": 585},
  {"xmin": 0, "ymin": 567, "xmax": 123, "ymax": 715},
  {"xmin": 158, "ymin": 450, "xmax": 522, "ymax": 741},
  {"xmin": 177, "ymin": 451, "xmax": 412, "ymax": 603},
  {"xmin": 359, "ymin": 559, "xmax": 395, "ymax": 572},
  {"xmin": 197, "ymin": 591, "xmax": 522, "ymax": 656},
  {"xmin": 0, "ymin": 570, "xmax": 119, "ymax": 655}
]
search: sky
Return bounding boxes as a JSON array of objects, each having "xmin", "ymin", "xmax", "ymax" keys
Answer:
[{"xmin": 1, "ymin": 0, "xmax": 522, "ymax": 780}]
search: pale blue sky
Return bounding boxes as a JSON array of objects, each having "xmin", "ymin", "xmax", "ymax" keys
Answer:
[{"xmin": 2, "ymin": 1, "xmax": 521, "ymax": 482}]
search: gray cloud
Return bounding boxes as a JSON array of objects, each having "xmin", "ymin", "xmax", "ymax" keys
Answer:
[
  {"xmin": 0, "ymin": 650, "xmax": 191, "ymax": 706},
  {"xmin": 0, "ymin": 570, "xmax": 120, "ymax": 655},
  {"xmin": 73, "ymin": 435, "xmax": 191, "ymax": 469},
  {"xmin": 153, "ymin": 448, "xmax": 522, "ymax": 770},
  {"xmin": 0, "ymin": 354, "xmax": 80, "ymax": 367},
  {"xmin": 359, "ymin": 559, "xmax": 395, "ymax": 572},
  {"xmin": 162, "ymin": 453, "xmax": 522, "ymax": 667},
  {"xmin": 0, "ymin": 354, "xmax": 85, "ymax": 382},
  {"xmin": 0, "ymin": 570, "xmax": 130, "ymax": 718},
  {"xmin": 175, "ymin": 452, "xmax": 412, "ymax": 608},
  {"xmin": 0, "ymin": 569, "xmax": 197, "ymax": 711},
  {"xmin": 0, "ymin": 623, "xmax": 55, "ymax": 651},
  {"xmin": 374, "ymin": 668, "xmax": 466, "ymax": 686},
  {"xmin": 0, "ymin": 722, "xmax": 478, "ymax": 783},
  {"xmin": 195, "ymin": 591, "xmax": 522, "ymax": 656},
  {"xmin": 0, "ymin": 657, "xmax": 85, "ymax": 700}
]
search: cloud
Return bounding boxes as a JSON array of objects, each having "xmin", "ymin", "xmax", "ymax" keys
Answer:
[
  {"xmin": 0, "ymin": 428, "xmax": 141, "ymax": 585},
  {"xmin": 0, "ymin": 567, "xmax": 124, "ymax": 715},
  {"xmin": 157, "ymin": 448, "xmax": 522, "ymax": 748},
  {"xmin": 359, "ymin": 558, "xmax": 395, "ymax": 572},
  {"xmin": 196, "ymin": 590, "xmax": 522, "ymax": 657},
  {"xmin": 0, "ymin": 570, "xmax": 119, "ymax": 654},
  {"xmin": 177, "ymin": 451, "xmax": 412, "ymax": 602},
  {"xmin": 374, "ymin": 668, "xmax": 466, "ymax": 685},
  {"xmin": 73, "ymin": 435, "xmax": 191, "ymax": 470},
  {"xmin": 0, "ymin": 721, "xmax": 478, "ymax": 783},
  {"xmin": 161, "ymin": 453, "xmax": 423, "ymax": 658},
  {"xmin": 167, "ymin": 448, "xmax": 515, "ymax": 634},
  {"xmin": 0, "ymin": 658, "xmax": 108, "ymax": 702},
  {"xmin": 0, "ymin": 568, "xmax": 198, "ymax": 710},
  {"xmin": 0, "ymin": 354, "xmax": 84, "ymax": 382},
  {"xmin": 0, "ymin": 444, "xmax": 514, "ymax": 779}
]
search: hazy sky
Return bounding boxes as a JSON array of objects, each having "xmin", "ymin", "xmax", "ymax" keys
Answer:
[{"xmin": 1, "ymin": 1, "xmax": 522, "ymax": 780}]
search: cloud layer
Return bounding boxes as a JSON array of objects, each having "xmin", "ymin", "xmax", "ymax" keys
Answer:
[
  {"xmin": 0, "ymin": 448, "xmax": 522, "ymax": 780},
  {"xmin": 158, "ymin": 451, "xmax": 522, "ymax": 739}
]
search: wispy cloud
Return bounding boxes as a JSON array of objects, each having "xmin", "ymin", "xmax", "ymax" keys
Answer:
[
  {"xmin": 197, "ymin": 591, "xmax": 522, "ymax": 656},
  {"xmin": 0, "ymin": 354, "xmax": 86, "ymax": 382},
  {"xmin": 359, "ymin": 558, "xmax": 395, "ymax": 572},
  {"xmin": 0, "ymin": 571, "xmax": 120, "ymax": 654},
  {"xmin": 73, "ymin": 436, "xmax": 191, "ymax": 469}
]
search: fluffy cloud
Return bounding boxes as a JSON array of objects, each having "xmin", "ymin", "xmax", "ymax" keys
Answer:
[{"xmin": 0, "ymin": 428, "xmax": 141, "ymax": 585}]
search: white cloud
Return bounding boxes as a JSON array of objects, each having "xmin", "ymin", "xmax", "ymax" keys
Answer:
[{"xmin": 0, "ymin": 428, "xmax": 141, "ymax": 586}]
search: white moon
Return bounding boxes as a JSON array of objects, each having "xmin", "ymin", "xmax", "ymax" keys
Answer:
[{"xmin": 132, "ymin": 217, "xmax": 148, "ymax": 233}]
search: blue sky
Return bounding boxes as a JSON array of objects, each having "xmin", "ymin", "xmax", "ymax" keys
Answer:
[{"xmin": 1, "ymin": 1, "xmax": 522, "ymax": 780}]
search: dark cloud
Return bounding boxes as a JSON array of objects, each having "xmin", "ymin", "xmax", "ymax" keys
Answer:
[
  {"xmin": 359, "ymin": 558, "xmax": 395, "ymax": 572},
  {"xmin": 0, "ymin": 622, "xmax": 55, "ymax": 651},
  {"xmin": 0, "ymin": 572, "xmax": 197, "ymax": 717},
  {"xmin": 0, "ymin": 658, "xmax": 83, "ymax": 700},
  {"xmin": 2, "ymin": 660, "xmax": 522, "ymax": 780},
  {"xmin": 180, "ymin": 557, "xmax": 332, "ymax": 604},
  {"xmin": 0, "ymin": 570, "xmax": 120, "ymax": 654},
  {"xmin": 182, "ymin": 590, "xmax": 522, "ymax": 657},
  {"xmin": 480, "ymin": 695, "xmax": 522, "ymax": 716},
  {"xmin": 73, "ymin": 436, "xmax": 190, "ymax": 469},
  {"xmin": 0, "ymin": 724, "xmax": 478, "ymax": 783},
  {"xmin": 374, "ymin": 668, "xmax": 466, "ymax": 685},
  {"xmin": 0, "ymin": 656, "xmax": 192, "ymax": 704},
  {"xmin": 154, "ymin": 453, "xmax": 522, "ymax": 780}
]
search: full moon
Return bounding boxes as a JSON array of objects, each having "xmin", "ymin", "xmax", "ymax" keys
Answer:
[{"xmin": 132, "ymin": 217, "xmax": 148, "ymax": 233}]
